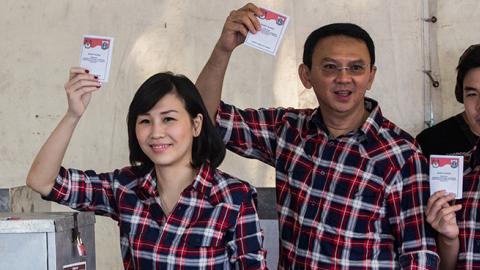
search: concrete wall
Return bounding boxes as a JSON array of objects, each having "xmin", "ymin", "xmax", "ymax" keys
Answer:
[
  {"xmin": 437, "ymin": 1, "xmax": 480, "ymax": 119},
  {"xmin": 1, "ymin": 0, "xmax": 479, "ymax": 268}
]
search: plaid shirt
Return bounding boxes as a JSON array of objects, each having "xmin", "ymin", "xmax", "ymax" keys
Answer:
[
  {"xmin": 44, "ymin": 163, "xmax": 267, "ymax": 270},
  {"xmin": 457, "ymin": 143, "xmax": 480, "ymax": 269},
  {"xmin": 216, "ymin": 98, "xmax": 439, "ymax": 269}
]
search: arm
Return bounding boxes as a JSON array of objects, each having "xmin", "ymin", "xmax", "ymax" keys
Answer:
[
  {"xmin": 387, "ymin": 154, "xmax": 440, "ymax": 269},
  {"xmin": 425, "ymin": 191, "xmax": 461, "ymax": 270},
  {"xmin": 26, "ymin": 67, "xmax": 101, "ymax": 196},
  {"xmin": 196, "ymin": 3, "xmax": 262, "ymax": 122},
  {"xmin": 229, "ymin": 189, "xmax": 267, "ymax": 269}
]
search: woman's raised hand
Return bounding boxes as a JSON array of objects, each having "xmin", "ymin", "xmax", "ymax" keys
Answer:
[{"xmin": 64, "ymin": 67, "xmax": 101, "ymax": 118}]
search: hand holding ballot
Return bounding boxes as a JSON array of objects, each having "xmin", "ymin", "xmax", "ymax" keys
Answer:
[
  {"xmin": 216, "ymin": 3, "xmax": 263, "ymax": 53},
  {"xmin": 215, "ymin": 3, "xmax": 288, "ymax": 56},
  {"xmin": 244, "ymin": 7, "xmax": 289, "ymax": 55},
  {"xmin": 425, "ymin": 190, "xmax": 461, "ymax": 242},
  {"xmin": 425, "ymin": 155, "xmax": 463, "ymax": 254}
]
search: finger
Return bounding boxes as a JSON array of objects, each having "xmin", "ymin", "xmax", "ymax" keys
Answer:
[
  {"xmin": 439, "ymin": 205, "xmax": 462, "ymax": 217},
  {"xmin": 69, "ymin": 67, "xmax": 90, "ymax": 80},
  {"xmin": 431, "ymin": 205, "xmax": 461, "ymax": 226},
  {"xmin": 229, "ymin": 23, "xmax": 249, "ymax": 38},
  {"xmin": 440, "ymin": 194, "xmax": 456, "ymax": 208},
  {"xmin": 65, "ymin": 73, "xmax": 97, "ymax": 90},
  {"xmin": 426, "ymin": 193, "xmax": 456, "ymax": 216},
  {"xmin": 239, "ymin": 4, "xmax": 266, "ymax": 31},
  {"xmin": 240, "ymin": 3, "xmax": 262, "ymax": 15},
  {"xmin": 65, "ymin": 74, "xmax": 100, "ymax": 93},
  {"xmin": 70, "ymin": 86, "xmax": 101, "ymax": 99},
  {"xmin": 442, "ymin": 212, "xmax": 458, "ymax": 223},
  {"xmin": 229, "ymin": 10, "xmax": 260, "ymax": 34},
  {"xmin": 67, "ymin": 79, "xmax": 101, "ymax": 95},
  {"xmin": 427, "ymin": 190, "xmax": 447, "ymax": 210}
]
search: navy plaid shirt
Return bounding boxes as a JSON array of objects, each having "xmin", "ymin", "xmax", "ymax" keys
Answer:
[
  {"xmin": 456, "ymin": 142, "xmax": 480, "ymax": 268},
  {"xmin": 216, "ymin": 98, "xmax": 439, "ymax": 269},
  {"xmin": 44, "ymin": 163, "xmax": 267, "ymax": 269}
]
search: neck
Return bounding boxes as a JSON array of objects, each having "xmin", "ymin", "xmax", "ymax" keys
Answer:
[
  {"xmin": 155, "ymin": 163, "xmax": 197, "ymax": 215},
  {"xmin": 321, "ymin": 106, "xmax": 369, "ymax": 138}
]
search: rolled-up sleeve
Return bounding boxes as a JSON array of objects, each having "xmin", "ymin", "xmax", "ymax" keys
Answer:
[
  {"xmin": 387, "ymin": 154, "xmax": 439, "ymax": 269},
  {"xmin": 228, "ymin": 189, "xmax": 267, "ymax": 269},
  {"xmin": 43, "ymin": 167, "xmax": 119, "ymax": 220}
]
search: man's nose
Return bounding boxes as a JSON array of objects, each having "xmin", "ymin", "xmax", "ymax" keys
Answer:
[{"xmin": 335, "ymin": 68, "xmax": 353, "ymax": 82}]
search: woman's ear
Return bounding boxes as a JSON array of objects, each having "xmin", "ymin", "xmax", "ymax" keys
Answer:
[{"xmin": 192, "ymin": 113, "xmax": 203, "ymax": 137}]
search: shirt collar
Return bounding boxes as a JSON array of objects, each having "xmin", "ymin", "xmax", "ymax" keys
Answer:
[
  {"xmin": 137, "ymin": 162, "xmax": 214, "ymax": 200},
  {"xmin": 191, "ymin": 162, "xmax": 214, "ymax": 198},
  {"xmin": 359, "ymin": 98, "xmax": 383, "ymax": 145},
  {"xmin": 310, "ymin": 97, "xmax": 383, "ymax": 144}
]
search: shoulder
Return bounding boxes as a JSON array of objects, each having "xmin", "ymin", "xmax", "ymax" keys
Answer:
[
  {"xmin": 115, "ymin": 166, "xmax": 138, "ymax": 178},
  {"xmin": 208, "ymin": 169, "xmax": 257, "ymax": 206},
  {"xmin": 112, "ymin": 166, "xmax": 147, "ymax": 186},
  {"xmin": 377, "ymin": 118, "xmax": 420, "ymax": 151},
  {"xmin": 416, "ymin": 115, "xmax": 460, "ymax": 141},
  {"xmin": 368, "ymin": 117, "xmax": 426, "ymax": 168}
]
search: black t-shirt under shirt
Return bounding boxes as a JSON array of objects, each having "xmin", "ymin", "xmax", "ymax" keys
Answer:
[{"xmin": 416, "ymin": 112, "xmax": 478, "ymax": 158}]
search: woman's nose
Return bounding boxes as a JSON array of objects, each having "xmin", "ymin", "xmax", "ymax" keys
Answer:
[{"xmin": 151, "ymin": 122, "xmax": 165, "ymax": 138}]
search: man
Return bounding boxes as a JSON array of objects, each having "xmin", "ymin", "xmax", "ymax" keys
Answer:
[
  {"xmin": 196, "ymin": 3, "xmax": 439, "ymax": 269},
  {"xmin": 416, "ymin": 44, "xmax": 480, "ymax": 158},
  {"xmin": 425, "ymin": 44, "xmax": 480, "ymax": 269}
]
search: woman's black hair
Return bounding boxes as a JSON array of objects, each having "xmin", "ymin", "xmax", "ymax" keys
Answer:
[{"xmin": 127, "ymin": 72, "xmax": 226, "ymax": 174}]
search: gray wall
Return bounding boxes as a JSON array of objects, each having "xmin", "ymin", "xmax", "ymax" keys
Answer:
[{"xmin": 1, "ymin": 0, "xmax": 479, "ymax": 268}]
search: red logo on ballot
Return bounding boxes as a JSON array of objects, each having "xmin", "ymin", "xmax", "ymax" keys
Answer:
[{"xmin": 84, "ymin": 37, "xmax": 110, "ymax": 50}]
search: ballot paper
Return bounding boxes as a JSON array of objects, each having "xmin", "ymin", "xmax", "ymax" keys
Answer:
[
  {"xmin": 244, "ymin": 7, "xmax": 289, "ymax": 56},
  {"xmin": 429, "ymin": 155, "xmax": 463, "ymax": 199},
  {"xmin": 79, "ymin": 35, "xmax": 114, "ymax": 82}
]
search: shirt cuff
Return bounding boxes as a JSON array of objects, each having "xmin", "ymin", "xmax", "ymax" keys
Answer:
[{"xmin": 399, "ymin": 250, "xmax": 439, "ymax": 269}]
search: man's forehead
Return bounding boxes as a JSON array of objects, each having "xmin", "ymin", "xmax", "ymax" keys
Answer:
[{"xmin": 313, "ymin": 35, "xmax": 371, "ymax": 61}]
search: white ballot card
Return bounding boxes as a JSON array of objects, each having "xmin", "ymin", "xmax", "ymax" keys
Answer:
[
  {"xmin": 244, "ymin": 7, "xmax": 289, "ymax": 56},
  {"xmin": 80, "ymin": 35, "xmax": 114, "ymax": 82},
  {"xmin": 429, "ymin": 155, "xmax": 463, "ymax": 199}
]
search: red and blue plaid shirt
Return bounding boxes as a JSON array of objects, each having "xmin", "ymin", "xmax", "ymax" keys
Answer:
[
  {"xmin": 456, "ymin": 142, "xmax": 480, "ymax": 269},
  {"xmin": 216, "ymin": 98, "xmax": 439, "ymax": 269},
  {"xmin": 44, "ymin": 163, "xmax": 267, "ymax": 269}
]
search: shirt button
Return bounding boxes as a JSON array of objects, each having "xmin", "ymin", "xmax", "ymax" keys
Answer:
[
  {"xmin": 320, "ymin": 171, "xmax": 326, "ymax": 176},
  {"xmin": 328, "ymin": 141, "xmax": 335, "ymax": 146}
]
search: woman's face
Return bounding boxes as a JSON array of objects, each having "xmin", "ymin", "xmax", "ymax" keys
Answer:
[
  {"xmin": 135, "ymin": 92, "xmax": 203, "ymax": 170},
  {"xmin": 463, "ymin": 67, "xmax": 480, "ymax": 136}
]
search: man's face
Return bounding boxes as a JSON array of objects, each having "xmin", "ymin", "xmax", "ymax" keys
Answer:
[
  {"xmin": 463, "ymin": 67, "xmax": 480, "ymax": 136},
  {"xmin": 299, "ymin": 35, "xmax": 376, "ymax": 119}
]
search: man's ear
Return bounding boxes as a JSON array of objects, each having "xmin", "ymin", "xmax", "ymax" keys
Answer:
[
  {"xmin": 298, "ymin": 64, "xmax": 313, "ymax": 89},
  {"xmin": 366, "ymin": 65, "xmax": 377, "ymax": 91}
]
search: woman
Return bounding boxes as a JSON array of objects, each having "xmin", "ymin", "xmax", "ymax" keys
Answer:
[{"xmin": 26, "ymin": 68, "xmax": 267, "ymax": 269}]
